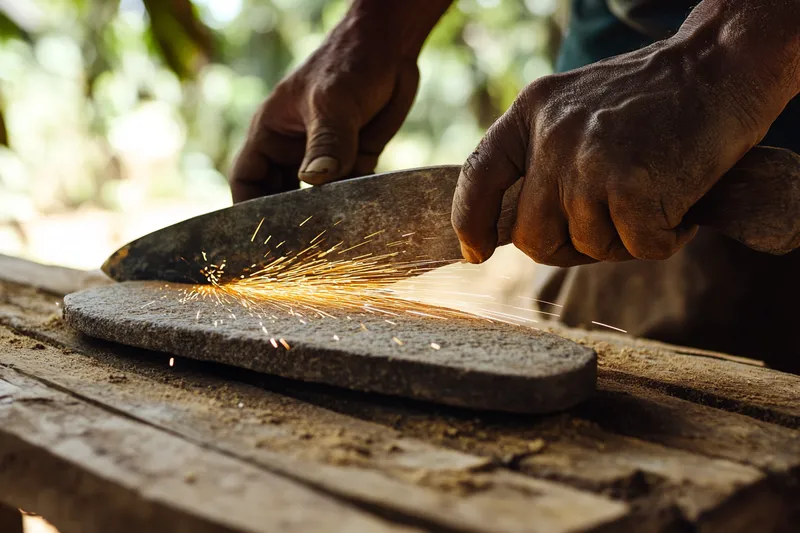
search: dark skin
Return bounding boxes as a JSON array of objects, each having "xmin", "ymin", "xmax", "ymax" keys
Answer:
[{"xmin": 230, "ymin": 0, "xmax": 800, "ymax": 267}]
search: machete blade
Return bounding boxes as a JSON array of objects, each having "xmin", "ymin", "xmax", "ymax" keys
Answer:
[{"xmin": 102, "ymin": 166, "xmax": 464, "ymax": 283}]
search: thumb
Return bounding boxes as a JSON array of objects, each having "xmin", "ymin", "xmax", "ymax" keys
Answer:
[
  {"xmin": 299, "ymin": 101, "xmax": 359, "ymax": 185},
  {"xmin": 452, "ymin": 104, "xmax": 529, "ymax": 263}
]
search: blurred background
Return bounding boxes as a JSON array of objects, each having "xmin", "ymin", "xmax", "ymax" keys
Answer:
[{"xmin": 0, "ymin": 0, "xmax": 565, "ymax": 271}]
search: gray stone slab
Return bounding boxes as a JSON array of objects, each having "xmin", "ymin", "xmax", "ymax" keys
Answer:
[{"xmin": 63, "ymin": 282, "xmax": 596, "ymax": 414}]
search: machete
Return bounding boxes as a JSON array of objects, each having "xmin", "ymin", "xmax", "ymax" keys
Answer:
[{"xmin": 104, "ymin": 146, "xmax": 800, "ymax": 283}]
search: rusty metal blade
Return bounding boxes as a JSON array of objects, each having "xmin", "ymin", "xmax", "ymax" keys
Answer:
[{"xmin": 102, "ymin": 166, "xmax": 464, "ymax": 283}]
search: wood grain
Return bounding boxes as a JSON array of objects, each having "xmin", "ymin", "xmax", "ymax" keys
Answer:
[
  {"xmin": 0, "ymin": 367, "xmax": 417, "ymax": 533},
  {"xmin": 0, "ymin": 256, "xmax": 799, "ymax": 532}
]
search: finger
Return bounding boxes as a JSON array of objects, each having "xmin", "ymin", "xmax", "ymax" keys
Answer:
[
  {"xmin": 299, "ymin": 95, "xmax": 360, "ymax": 185},
  {"xmin": 356, "ymin": 62, "xmax": 420, "ymax": 170},
  {"xmin": 566, "ymin": 196, "xmax": 633, "ymax": 262},
  {"xmin": 512, "ymin": 171, "xmax": 596, "ymax": 267},
  {"xmin": 452, "ymin": 107, "xmax": 528, "ymax": 264},
  {"xmin": 228, "ymin": 142, "xmax": 275, "ymax": 203},
  {"xmin": 229, "ymin": 119, "xmax": 306, "ymax": 202},
  {"xmin": 609, "ymin": 174, "xmax": 699, "ymax": 260}
]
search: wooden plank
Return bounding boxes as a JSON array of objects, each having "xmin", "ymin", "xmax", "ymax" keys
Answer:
[
  {"xmin": 549, "ymin": 327, "xmax": 800, "ymax": 428},
  {"xmin": 584, "ymin": 378, "xmax": 800, "ymax": 476},
  {"xmin": 0, "ymin": 292, "xmax": 786, "ymax": 533},
  {"xmin": 0, "ymin": 324, "xmax": 628, "ymax": 533},
  {"xmin": 1, "ymin": 255, "xmax": 798, "ymax": 532},
  {"xmin": 2, "ymin": 254, "xmax": 796, "ymax": 429},
  {"xmin": 578, "ymin": 379, "xmax": 800, "ymax": 532},
  {"xmin": 0, "ymin": 366, "xmax": 419, "ymax": 533},
  {"xmin": 0, "ymin": 254, "xmax": 111, "ymax": 296}
]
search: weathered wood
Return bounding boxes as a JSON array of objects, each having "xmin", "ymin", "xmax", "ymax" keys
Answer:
[
  {"xmin": 686, "ymin": 146, "xmax": 800, "ymax": 255},
  {"xmin": 586, "ymin": 378, "xmax": 800, "ymax": 475},
  {"xmin": 1, "ymin": 256, "xmax": 799, "ymax": 533},
  {"xmin": 0, "ymin": 501, "xmax": 23, "ymax": 533},
  {"xmin": 552, "ymin": 327, "xmax": 800, "ymax": 428},
  {"xmin": 0, "ymin": 254, "xmax": 111, "ymax": 296},
  {"xmin": 0, "ymin": 366, "xmax": 418, "ymax": 533},
  {"xmin": 0, "ymin": 324, "xmax": 628, "ymax": 533},
  {"xmin": 0, "ymin": 293, "xmax": 787, "ymax": 533}
]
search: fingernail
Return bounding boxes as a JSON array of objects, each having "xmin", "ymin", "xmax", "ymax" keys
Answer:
[
  {"xmin": 460, "ymin": 242, "xmax": 484, "ymax": 264},
  {"xmin": 300, "ymin": 156, "xmax": 339, "ymax": 185}
]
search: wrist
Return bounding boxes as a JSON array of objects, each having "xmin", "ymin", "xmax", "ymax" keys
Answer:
[
  {"xmin": 335, "ymin": 0, "xmax": 452, "ymax": 60},
  {"xmin": 675, "ymin": 0, "xmax": 800, "ymax": 100},
  {"xmin": 670, "ymin": 0, "xmax": 800, "ymax": 139}
]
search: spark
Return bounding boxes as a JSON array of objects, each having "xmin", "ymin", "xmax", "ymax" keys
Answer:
[
  {"xmin": 180, "ymin": 214, "xmax": 583, "ymax": 347},
  {"xmin": 392, "ymin": 337, "xmax": 404, "ymax": 346},
  {"xmin": 518, "ymin": 296, "xmax": 564, "ymax": 308},
  {"xmin": 169, "ymin": 357, "xmax": 175, "ymax": 367},
  {"xmin": 311, "ymin": 230, "xmax": 327, "ymax": 244},
  {"xmin": 363, "ymin": 229, "xmax": 385, "ymax": 240},
  {"xmin": 279, "ymin": 338, "xmax": 291, "ymax": 350},
  {"xmin": 299, "ymin": 215, "xmax": 313, "ymax": 227},
  {"xmin": 251, "ymin": 218, "xmax": 265, "ymax": 242},
  {"xmin": 337, "ymin": 240, "xmax": 373, "ymax": 255},
  {"xmin": 591, "ymin": 321, "xmax": 628, "ymax": 334},
  {"xmin": 141, "ymin": 301, "xmax": 156, "ymax": 308}
]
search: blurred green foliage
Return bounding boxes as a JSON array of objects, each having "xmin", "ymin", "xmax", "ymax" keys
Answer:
[{"xmin": 0, "ymin": 0, "xmax": 560, "ymax": 219}]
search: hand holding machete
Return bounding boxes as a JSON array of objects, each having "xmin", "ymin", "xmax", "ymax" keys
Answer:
[
  {"xmin": 453, "ymin": 0, "xmax": 800, "ymax": 266},
  {"xmin": 229, "ymin": 0, "xmax": 451, "ymax": 203},
  {"xmin": 231, "ymin": 0, "xmax": 800, "ymax": 265}
]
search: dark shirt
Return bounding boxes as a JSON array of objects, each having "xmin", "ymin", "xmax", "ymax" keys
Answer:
[{"xmin": 607, "ymin": 0, "xmax": 697, "ymax": 38}]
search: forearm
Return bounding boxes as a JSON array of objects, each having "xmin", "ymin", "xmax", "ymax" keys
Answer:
[
  {"xmin": 675, "ymin": 0, "xmax": 800, "ymax": 121},
  {"xmin": 333, "ymin": 0, "xmax": 454, "ymax": 59}
]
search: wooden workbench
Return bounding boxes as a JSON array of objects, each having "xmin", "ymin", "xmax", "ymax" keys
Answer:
[{"xmin": 0, "ymin": 254, "xmax": 798, "ymax": 533}]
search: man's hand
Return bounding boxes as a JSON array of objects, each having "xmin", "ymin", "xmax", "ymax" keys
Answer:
[
  {"xmin": 453, "ymin": 0, "xmax": 800, "ymax": 266},
  {"xmin": 230, "ymin": 1, "xmax": 452, "ymax": 203}
]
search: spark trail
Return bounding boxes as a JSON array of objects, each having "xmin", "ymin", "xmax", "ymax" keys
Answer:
[{"xmin": 179, "ymin": 216, "xmax": 627, "ymax": 334}]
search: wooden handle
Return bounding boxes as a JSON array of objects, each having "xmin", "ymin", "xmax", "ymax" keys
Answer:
[
  {"xmin": 686, "ymin": 146, "xmax": 800, "ymax": 255},
  {"xmin": 497, "ymin": 146, "xmax": 800, "ymax": 255}
]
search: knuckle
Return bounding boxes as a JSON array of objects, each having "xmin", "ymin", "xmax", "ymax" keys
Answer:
[
  {"xmin": 309, "ymin": 83, "xmax": 334, "ymax": 109},
  {"xmin": 511, "ymin": 226, "xmax": 554, "ymax": 264},
  {"xmin": 524, "ymin": 75, "xmax": 556, "ymax": 102},
  {"xmin": 570, "ymin": 234, "xmax": 610, "ymax": 261},
  {"xmin": 625, "ymin": 231, "xmax": 678, "ymax": 260},
  {"xmin": 462, "ymin": 147, "xmax": 485, "ymax": 177},
  {"xmin": 307, "ymin": 122, "xmax": 339, "ymax": 145}
]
